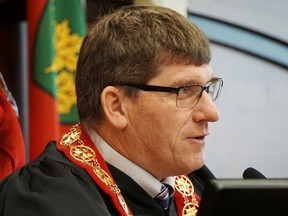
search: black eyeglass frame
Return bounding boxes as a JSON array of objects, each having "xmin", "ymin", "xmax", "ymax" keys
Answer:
[{"xmin": 117, "ymin": 77, "xmax": 223, "ymax": 108}]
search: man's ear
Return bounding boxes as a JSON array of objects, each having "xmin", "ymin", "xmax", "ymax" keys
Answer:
[{"xmin": 100, "ymin": 86, "xmax": 128, "ymax": 129}]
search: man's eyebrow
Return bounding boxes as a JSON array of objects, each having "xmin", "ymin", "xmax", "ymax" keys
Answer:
[
  {"xmin": 171, "ymin": 76, "xmax": 217, "ymax": 87},
  {"xmin": 169, "ymin": 76, "xmax": 199, "ymax": 86},
  {"xmin": 210, "ymin": 76, "xmax": 220, "ymax": 82}
]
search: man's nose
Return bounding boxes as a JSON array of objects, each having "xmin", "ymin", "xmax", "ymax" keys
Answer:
[{"xmin": 193, "ymin": 91, "xmax": 220, "ymax": 123}]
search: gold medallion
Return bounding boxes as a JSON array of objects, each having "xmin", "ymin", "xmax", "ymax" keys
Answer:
[
  {"xmin": 70, "ymin": 145, "xmax": 95, "ymax": 163},
  {"xmin": 174, "ymin": 175, "xmax": 194, "ymax": 196},
  {"xmin": 182, "ymin": 203, "xmax": 198, "ymax": 216}
]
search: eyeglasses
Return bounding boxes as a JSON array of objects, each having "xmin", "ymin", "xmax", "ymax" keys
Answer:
[{"xmin": 118, "ymin": 77, "xmax": 223, "ymax": 108}]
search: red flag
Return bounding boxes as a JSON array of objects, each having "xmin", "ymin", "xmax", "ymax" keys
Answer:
[{"xmin": 27, "ymin": 0, "xmax": 86, "ymax": 161}]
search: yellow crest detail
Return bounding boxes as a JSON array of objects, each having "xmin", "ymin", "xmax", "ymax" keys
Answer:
[{"xmin": 45, "ymin": 19, "xmax": 83, "ymax": 115}]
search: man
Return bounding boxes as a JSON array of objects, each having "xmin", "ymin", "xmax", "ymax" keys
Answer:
[{"xmin": 0, "ymin": 5, "xmax": 222, "ymax": 216}]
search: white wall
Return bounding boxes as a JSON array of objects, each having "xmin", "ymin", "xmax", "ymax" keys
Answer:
[
  {"xmin": 188, "ymin": 0, "xmax": 288, "ymax": 178},
  {"xmin": 208, "ymin": 44, "xmax": 288, "ymax": 178}
]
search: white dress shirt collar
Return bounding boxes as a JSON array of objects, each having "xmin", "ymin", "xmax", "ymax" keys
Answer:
[{"xmin": 86, "ymin": 126, "xmax": 174, "ymax": 198}]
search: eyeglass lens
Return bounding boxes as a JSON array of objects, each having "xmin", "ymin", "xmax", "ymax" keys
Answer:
[{"xmin": 176, "ymin": 79, "xmax": 222, "ymax": 108}]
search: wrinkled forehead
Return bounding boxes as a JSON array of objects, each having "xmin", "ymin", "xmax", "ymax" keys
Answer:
[{"xmin": 150, "ymin": 63, "xmax": 213, "ymax": 86}]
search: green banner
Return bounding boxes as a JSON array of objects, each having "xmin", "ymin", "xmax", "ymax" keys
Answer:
[{"xmin": 33, "ymin": 0, "xmax": 86, "ymax": 124}]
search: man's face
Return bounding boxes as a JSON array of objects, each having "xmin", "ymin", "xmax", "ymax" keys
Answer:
[{"xmin": 123, "ymin": 63, "xmax": 220, "ymax": 179}]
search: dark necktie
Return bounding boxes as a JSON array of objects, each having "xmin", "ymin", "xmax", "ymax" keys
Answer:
[{"xmin": 155, "ymin": 184, "xmax": 170, "ymax": 210}]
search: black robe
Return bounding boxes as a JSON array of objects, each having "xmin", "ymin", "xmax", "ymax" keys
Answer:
[{"xmin": 0, "ymin": 142, "xmax": 213, "ymax": 216}]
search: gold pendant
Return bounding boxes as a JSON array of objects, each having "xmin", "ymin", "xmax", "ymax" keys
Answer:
[
  {"xmin": 182, "ymin": 203, "xmax": 198, "ymax": 216},
  {"xmin": 174, "ymin": 175, "xmax": 194, "ymax": 196},
  {"xmin": 174, "ymin": 175, "xmax": 199, "ymax": 216}
]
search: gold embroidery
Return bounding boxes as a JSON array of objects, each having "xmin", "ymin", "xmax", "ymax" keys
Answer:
[{"xmin": 174, "ymin": 175, "xmax": 199, "ymax": 216}]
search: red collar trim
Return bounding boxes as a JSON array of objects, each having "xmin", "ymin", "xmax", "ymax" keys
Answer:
[{"xmin": 56, "ymin": 124, "xmax": 132, "ymax": 215}]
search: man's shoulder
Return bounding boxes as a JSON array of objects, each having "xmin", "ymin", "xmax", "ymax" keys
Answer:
[{"xmin": 0, "ymin": 141, "xmax": 112, "ymax": 215}]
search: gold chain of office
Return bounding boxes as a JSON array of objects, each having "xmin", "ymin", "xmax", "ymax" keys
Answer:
[{"xmin": 59, "ymin": 124, "xmax": 199, "ymax": 216}]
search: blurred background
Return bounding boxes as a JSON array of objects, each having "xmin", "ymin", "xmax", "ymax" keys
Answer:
[{"xmin": 0, "ymin": 0, "xmax": 287, "ymax": 178}]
